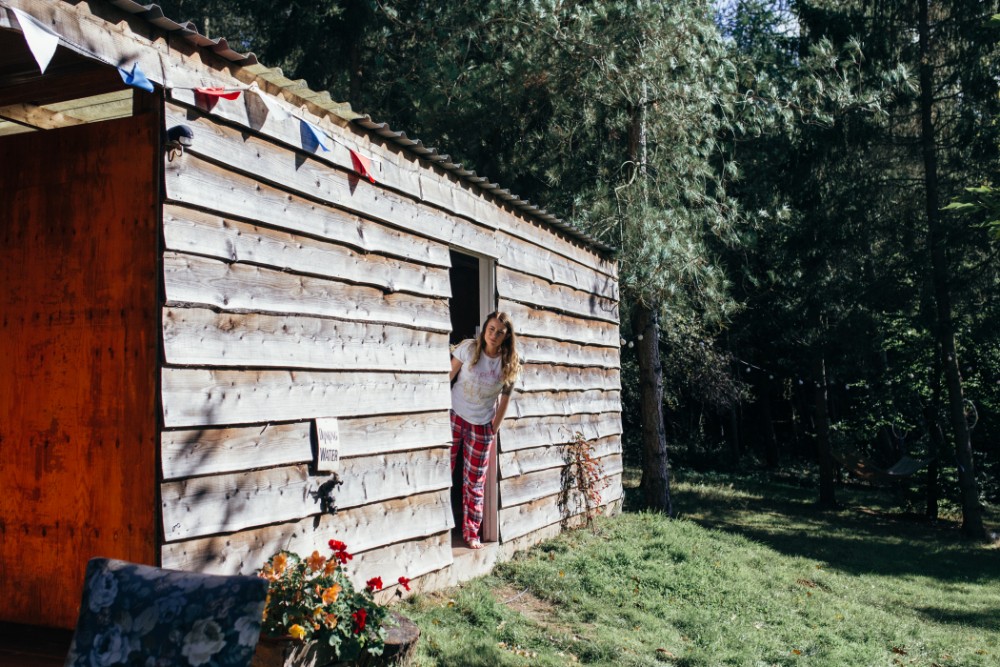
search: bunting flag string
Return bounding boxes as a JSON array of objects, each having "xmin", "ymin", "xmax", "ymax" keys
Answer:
[
  {"xmin": 12, "ymin": 7, "xmax": 60, "ymax": 74},
  {"xmin": 118, "ymin": 62, "xmax": 154, "ymax": 93},
  {"xmin": 7, "ymin": 5, "xmax": 381, "ymax": 183},
  {"xmin": 349, "ymin": 149, "xmax": 377, "ymax": 183}
]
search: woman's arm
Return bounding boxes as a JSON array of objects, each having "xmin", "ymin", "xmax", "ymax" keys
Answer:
[
  {"xmin": 492, "ymin": 392, "xmax": 511, "ymax": 432},
  {"xmin": 450, "ymin": 355, "xmax": 463, "ymax": 381}
]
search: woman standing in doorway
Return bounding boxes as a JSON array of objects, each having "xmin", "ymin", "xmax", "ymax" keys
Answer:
[{"xmin": 450, "ymin": 311, "xmax": 522, "ymax": 549}]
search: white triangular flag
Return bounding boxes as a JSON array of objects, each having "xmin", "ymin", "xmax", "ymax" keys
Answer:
[
  {"xmin": 252, "ymin": 85, "xmax": 291, "ymax": 122},
  {"xmin": 12, "ymin": 8, "xmax": 60, "ymax": 74}
]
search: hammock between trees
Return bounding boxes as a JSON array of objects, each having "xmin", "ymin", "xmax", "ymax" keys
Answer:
[{"xmin": 832, "ymin": 448, "xmax": 933, "ymax": 483}]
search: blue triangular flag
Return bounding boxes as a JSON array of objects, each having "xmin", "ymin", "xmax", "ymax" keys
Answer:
[
  {"xmin": 118, "ymin": 63, "xmax": 154, "ymax": 93},
  {"xmin": 302, "ymin": 119, "xmax": 331, "ymax": 152}
]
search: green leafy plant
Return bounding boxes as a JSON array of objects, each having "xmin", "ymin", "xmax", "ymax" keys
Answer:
[{"xmin": 258, "ymin": 539, "xmax": 412, "ymax": 662}]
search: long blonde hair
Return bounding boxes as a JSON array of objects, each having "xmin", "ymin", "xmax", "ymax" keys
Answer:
[{"xmin": 469, "ymin": 311, "xmax": 522, "ymax": 388}]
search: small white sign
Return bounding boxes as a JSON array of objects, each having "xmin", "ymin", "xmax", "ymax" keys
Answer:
[{"xmin": 315, "ymin": 418, "xmax": 341, "ymax": 473}]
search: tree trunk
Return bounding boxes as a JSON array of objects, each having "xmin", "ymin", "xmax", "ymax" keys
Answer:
[
  {"xmin": 634, "ymin": 302, "xmax": 673, "ymax": 515},
  {"xmin": 813, "ymin": 357, "xmax": 836, "ymax": 508},
  {"xmin": 918, "ymin": 0, "xmax": 987, "ymax": 541}
]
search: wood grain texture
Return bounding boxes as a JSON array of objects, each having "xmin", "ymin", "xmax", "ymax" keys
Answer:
[
  {"xmin": 164, "ymin": 103, "xmax": 499, "ymax": 257},
  {"xmin": 164, "ymin": 156, "xmax": 450, "ymax": 267},
  {"xmin": 161, "ymin": 448, "xmax": 450, "ymax": 541},
  {"xmin": 509, "ymin": 389, "xmax": 622, "ymax": 419},
  {"xmin": 162, "ymin": 307, "xmax": 450, "ymax": 372},
  {"xmin": 500, "ymin": 413, "xmax": 624, "ymax": 452},
  {"xmin": 163, "ymin": 251, "xmax": 451, "ymax": 332},
  {"xmin": 500, "ymin": 300, "xmax": 620, "ymax": 348},
  {"xmin": 517, "ymin": 336, "xmax": 621, "ymax": 369},
  {"xmin": 0, "ymin": 115, "xmax": 159, "ymax": 628},
  {"xmin": 499, "ymin": 474, "xmax": 624, "ymax": 541},
  {"xmin": 496, "ymin": 214, "xmax": 617, "ymax": 278},
  {"xmin": 499, "ymin": 454, "xmax": 624, "ymax": 507},
  {"xmin": 498, "ymin": 435, "xmax": 622, "ymax": 478},
  {"xmin": 496, "ymin": 232, "xmax": 618, "ymax": 300},
  {"xmin": 161, "ymin": 368, "xmax": 450, "ymax": 427},
  {"xmin": 498, "ymin": 267, "xmax": 619, "ymax": 323},
  {"xmin": 160, "ymin": 489, "xmax": 453, "ymax": 575},
  {"xmin": 517, "ymin": 364, "xmax": 622, "ymax": 393},
  {"xmin": 161, "ymin": 412, "xmax": 451, "ymax": 480},
  {"xmin": 163, "ymin": 205, "xmax": 451, "ymax": 297}
]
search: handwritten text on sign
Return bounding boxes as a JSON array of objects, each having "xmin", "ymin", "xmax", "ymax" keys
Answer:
[{"xmin": 315, "ymin": 417, "xmax": 340, "ymax": 473}]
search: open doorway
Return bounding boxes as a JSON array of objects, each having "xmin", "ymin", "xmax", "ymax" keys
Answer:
[{"xmin": 448, "ymin": 249, "xmax": 498, "ymax": 549}]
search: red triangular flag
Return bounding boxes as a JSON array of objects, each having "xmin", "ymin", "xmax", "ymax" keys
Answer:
[
  {"xmin": 349, "ymin": 149, "xmax": 377, "ymax": 183},
  {"xmin": 195, "ymin": 87, "xmax": 242, "ymax": 100}
]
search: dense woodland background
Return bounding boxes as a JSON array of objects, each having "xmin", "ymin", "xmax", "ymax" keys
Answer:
[{"xmin": 157, "ymin": 0, "xmax": 1000, "ymax": 540}]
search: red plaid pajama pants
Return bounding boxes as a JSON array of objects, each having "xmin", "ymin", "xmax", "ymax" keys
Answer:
[{"xmin": 450, "ymin": 410, "xmax": 495, "ymax": 543}]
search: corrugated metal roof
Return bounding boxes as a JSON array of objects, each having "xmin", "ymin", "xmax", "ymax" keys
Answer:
[{"xmin": 104, "ymin": 0, "xmax": 616, "ymax": 255}]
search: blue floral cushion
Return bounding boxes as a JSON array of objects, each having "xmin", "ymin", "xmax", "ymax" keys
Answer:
[{"xmin": 64, "ymin": 558, "xmax": 269, "ymax": 667}]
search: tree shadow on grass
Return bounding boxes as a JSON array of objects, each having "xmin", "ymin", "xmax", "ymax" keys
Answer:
[
  {"xmin": 672, "ymin": 480, "xmax": 999, "ymax": 584},
  {"xmin": 914, "ymin": 605, "xmax": 1000, "ymax": 632}
]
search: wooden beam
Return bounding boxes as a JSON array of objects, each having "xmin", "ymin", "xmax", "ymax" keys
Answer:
[{"xmin": 0, "ymin": 102, "xmax": 85, "ymax": 128}]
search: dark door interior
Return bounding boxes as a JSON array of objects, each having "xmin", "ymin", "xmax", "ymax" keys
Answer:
[{"xmin": 448, "ymin": 250, "xmax": 482, "ymax": 540}]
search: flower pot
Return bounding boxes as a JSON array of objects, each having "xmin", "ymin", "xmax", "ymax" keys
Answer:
[{"xmin": 251, "ymin": 612, "xmax": 419, "ymax": 667}]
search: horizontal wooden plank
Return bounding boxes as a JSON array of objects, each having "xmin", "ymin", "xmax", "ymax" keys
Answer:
[
  {"xmin": 499, "ymin": 473, "xmax": 624, "ymax": 542},
  {"xmin": 500, "ymin": 299, "xmax": 620, "ymax": 348},
  {"xmin": 163, "ymin": 251, "xmax": 451, "ymax": 332},
  {"xmin": 164, "ymin": 205, "xmax": 451, "ymax": 298},
  {"xmin": 497, "ymin": 213, "xmax": 617, "ymax": 278},
  {"xmin": 518, "ymin": 336, "xmax": 620, "ymax": 369},
  {"xmin": 161, "ymin": 411, "xmax": 452, "ymax": 480},
  {"xmin": 497, "ymin": 232, "xmax": 619, "ymax": 301},
  {"xmin": 165, "ymin": 103, "xmax": 499, "ymax": 257},
  {"xmin": 499, "ymin": 454, "xmax": 624, "ymax": 507},
  {"xmin": 163, "ymin": 307, "xmax": 451, "ymax": 372},
  {"xmin": 164, "ymin": 154, "xmax": 451, "ymax": 267},
  {"xmin": 161, "ymin": 447, "xmax": 450, "ymax": 541},
  {"xmin": 160, "ymin": 489, "xmax": 453, "ymax": 576},
  {"xmin": 498, "ymin": 267, "xmax": 618, "ymax": 323},
  {"xmin": 161, "ymin": 368, "xmax": 450, "ymax": 427},
  {"xmin": 498, "ymin": 435, "xmax": 622, "ymax": 478},
  {"xmin": 500, "ymin": 413, "xmax": 623, "ymax": 452},
  {"xmin": 349, "ymin": 532, "xmax": 452, "ymax": 591},
  {"xmin": 169, "ymin": 86, "xmax": 498, "ymax": 231},
  {"xmin": 517, "ymin": 364, "xmax": 621, "ymax": 393},
  {"xmin": 509, "ymin": 390, "xmax": 622, "ymax": 419}
]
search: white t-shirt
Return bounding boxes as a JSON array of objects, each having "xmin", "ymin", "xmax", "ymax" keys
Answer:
[{"xmin": 451, "ymin": 339, "xmax": 510, "ymax": 425}]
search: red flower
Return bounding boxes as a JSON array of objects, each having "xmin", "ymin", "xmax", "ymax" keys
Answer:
[
  {"xmin": 352, "ymin": 608, "xmax": 367, "ymax": 634},
  {"xmin": 328, "ymin": 539, "xmax": 347, "ymax": 552},
  {"xmin": 397, "ymin": 576, "xmax": 411, "ymax": 592},
  {"xmin": 334, "ymin": 550, "xmax": 353, "ymax": 564},
  {"xmin": 366, "ymin": 577, "xmax": 383, "ymax": 591}
]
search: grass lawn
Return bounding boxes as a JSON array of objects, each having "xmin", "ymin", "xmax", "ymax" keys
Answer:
[{"xmin": 399, "ymin": 469, "xmax": 999, "ymax": 666}]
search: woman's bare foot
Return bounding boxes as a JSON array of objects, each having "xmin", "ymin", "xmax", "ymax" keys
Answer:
[{"xmin": 466, "ymin": 538, "xmax": 483, "ymax": 550}]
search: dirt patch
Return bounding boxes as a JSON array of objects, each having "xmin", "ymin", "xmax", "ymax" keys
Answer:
[{"xmin": 494, "ymin": 585, "xmax": 578, "ymax": 636}]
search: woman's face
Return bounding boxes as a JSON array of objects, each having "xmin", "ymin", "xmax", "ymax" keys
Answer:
[{"xmin": 483, "ymin": 317, "xmax": 509, "ymax": 352}]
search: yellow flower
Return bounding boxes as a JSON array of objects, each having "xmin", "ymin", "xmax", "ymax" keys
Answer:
[
  {"xmin": 306, "ymin": 550, "xmax": 326, "ymax": 572},
  {"xmin": 322, "ymin": 584, "xmax": 342, "ymax": 605},
  {"xmin": 288, "ymin": 624, "xmax": 306, "ymax": 641}
]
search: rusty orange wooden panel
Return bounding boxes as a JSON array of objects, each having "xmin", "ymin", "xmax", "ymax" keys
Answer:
[{"xmin": 0, "ymin": 112, "xmax": 159, "ymax": 629}]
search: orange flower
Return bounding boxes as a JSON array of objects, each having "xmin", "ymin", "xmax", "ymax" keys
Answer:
[
  {"xmin": 288, "ymin": 624, "xmax": 306, "ymax": 641},
  {"xmin": 322, "ymin": 583, "xmax": 342, "ymax": 605},
  {"xmin": 272, "ymin": 553, "xmax": 288, "ymax": 577},
  {"xmin": 323, "ymin": 559, "xmax": 338, "ymax": 576},
  {"xmin": 322, "ymin": 612, "xmax": 338, "ymax": 628},
  {"xmin": 306, "ymin": 550, "xmax": 326, "ymax": 572}
]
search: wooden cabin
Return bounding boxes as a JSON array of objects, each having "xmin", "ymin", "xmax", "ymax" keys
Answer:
[{"xmin": 0, "ymin": 0, "xmax": 623, "ymax": 630}]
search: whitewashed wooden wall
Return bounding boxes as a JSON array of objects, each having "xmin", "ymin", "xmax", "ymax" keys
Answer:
[{"xmin": 157, "ymin": 85, "xmax": 622, "ymax": 590}]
